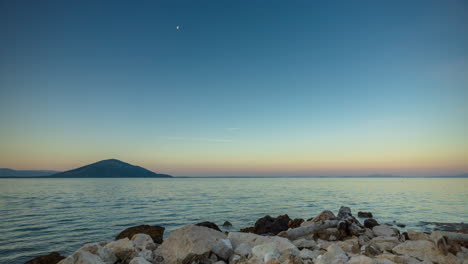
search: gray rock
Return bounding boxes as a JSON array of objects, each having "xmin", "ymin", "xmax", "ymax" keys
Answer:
[
  {"xmin": 373, "ymin": 225, "xmax": 399, "ymax": 237},
  {"xmin": 233, "ymin": 243, "xmax": 251, "ymax": 257},
  {"xmin": 158, "ymin": 224, "xmax": 226, "ymax": 264},
  {"xmin": 315, "ymin": 244, "xmax": 348, "ymax": 264},
  {"xmin": 212, "ymin": 239, "xmax": 234, "ymax": 260}
]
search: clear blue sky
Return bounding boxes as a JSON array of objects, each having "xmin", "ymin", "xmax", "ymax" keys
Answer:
[{"xmin": 1, "ymin": 0, "xmax": 467, "ymax": 176}]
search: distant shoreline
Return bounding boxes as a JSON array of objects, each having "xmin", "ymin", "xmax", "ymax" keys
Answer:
[{"xmin": 1, "ymin": 175, "xmax": 467, "ymax": 179}]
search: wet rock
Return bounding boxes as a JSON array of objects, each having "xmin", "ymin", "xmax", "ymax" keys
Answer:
[
  {"xmin": 196, "ymin": 221, "xmax": 222, "ymax": 232},
  {"xmin": 158, "ymin": 224, "xmax": 226, "ymax": 264},
  {"xmin": 337, "ymin": 206, "xmax": 353, "ymax": 219},
  {"xmin": 373, "ymin": 225, "xmax": 399, "ymax": 237},
  {"xmin": 222, "ymin": 221, "xmax": 232, "ymax": 227},
  {"xmin": 307, "ymin": 210, "xmax": 337, "ymax": 223},
  {"xmin": 240, "ymin": 226, "xmax": 255, "ymax": 233},
  {"xmin": 116, "ymin": 225, "xmax": 165, "ymax": 244},
  {"xmin": 253, "ymin": 214, "xmax": 291, "ymax": 235},
  {"xmin": 212, "ymin": 239, "xmax": 234, "ymax": 261},
  {"xmin": 315, "ymin": 244, "xmax": 348, "ymax": 264},
  {"xmin": 24, "ymin": 252, "xmax": 65, "ymax": 264},
  {"xmin": 396, "ymin": 223, "xmax": 406, "ymax": 228},
  {"xmin": 364, "ymin": 219, "xmax": 379, "ymax": 229},
  {"xmin": 357, "ymin": 212, "xmax": 373, "ymax": 218},
  {"xmin": 289, "ymin": 218, "xmax": 305, "ymax": 229}
]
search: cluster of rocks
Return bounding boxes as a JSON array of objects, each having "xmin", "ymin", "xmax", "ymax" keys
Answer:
[{"xmin": 25, "ymin": 207, "xmax": 468, "ymax": 264}]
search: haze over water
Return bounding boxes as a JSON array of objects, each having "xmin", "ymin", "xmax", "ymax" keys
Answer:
[{"xmin": 1, "ymin": 177, "xmax": 467, "ymax": 264}]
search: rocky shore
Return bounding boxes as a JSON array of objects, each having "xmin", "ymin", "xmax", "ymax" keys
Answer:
[{"xmin": 25, "ymin": 207, "xmax": 468, "ymax": 264}]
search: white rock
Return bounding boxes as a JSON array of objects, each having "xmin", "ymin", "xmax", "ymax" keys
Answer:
[
  {"xmin": 158, "ymin": 224, "xmax": 227, "ymax": 264},
  {"xmin": 58, "ymin": 250, "xmax": 106, "ymax": 264},
  {"xmin": 128, "ymin": 256, "xmax": 151, "ymax": 264},
  {"xmin": 212, "ymin": 238, "xmax": 234, "ymax": 260},
  {"xmin": 373, "ymin": 225, "xmax": 399, "ymax": 237},
  {"xmin": 368, "ymin": 236, "xmax": 400, "ymax": 251},
  {"xmin": 315, "ymin": 244, "xmax": 348, "ymax": 264},
  {"xmin": 131, "ymin": 234, "xmax": 156, "ymax": 250},
  {"xmin": 293, "ymin": 238, "xmax": 318, "ymax": 249},
  {"xmin": 348, "ymin": 255, "xmax": 373, "ymax": 264},
  {"xmin": 105, "ymin": 238, "xmax": 137, "ymax": 261},
  {"xmin": 252, "ymin": 242, "xmax": 280, "ymax": 260},
  {"xmin": 136, "ymin": 249, "xmax": 153, "ymax": 262},
  {"xmin": 228, "ymin": 232, "xmax": 297, "ymax": 253},
  {"xmin": 299, "ymin": 248, "xmax": 319, "ymax": 259},
  {"xmin": 79, "ymin": 242, "xmax": 117, "ymax": 264},
  {"xmin": 264, "ymin": 251, "xmax": 280, "ymax": 263},
  {"xmin": 234, "ymin": 243, "xmax": 252, "ymax": 257}
]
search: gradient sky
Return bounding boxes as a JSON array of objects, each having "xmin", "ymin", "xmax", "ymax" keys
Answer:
[{"xmin": 1, "ymin": 0, "xmax": 467, "ymax": 176}]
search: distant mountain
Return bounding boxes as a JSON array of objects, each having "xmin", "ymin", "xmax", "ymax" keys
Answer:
[
  {"xmin": 0, "ymin": 169, "xmax": 61, "ymax": 177},
  {"xmin": 48, "ymin": 159, "xmax": 172, "ymax": 178}
]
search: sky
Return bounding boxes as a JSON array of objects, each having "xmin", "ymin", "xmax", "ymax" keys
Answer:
[{"xmin": 0, "ymin": 0, "xmax": 467, "ymax": 176}]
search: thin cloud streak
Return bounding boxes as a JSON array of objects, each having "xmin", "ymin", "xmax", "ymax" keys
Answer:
[{"xmin": 166, "ymin": 137, "xmax": 233, "ymax": 143}]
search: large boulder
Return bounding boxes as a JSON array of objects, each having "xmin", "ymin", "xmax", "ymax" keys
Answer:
[
  {"xmin": 407, "ymin": 230, "xmax": 430, "ymax": 241},
  {"xmin": 253, "ymin": 214, "xmax": 291, "ymax": 235},
  {"xmin": 307, "ymin": 210, "xmax": 337, "ymax": 223},
  {"xmin": 25, "ymin": 252, "xmax": 65, "ymax": 264},
  {"xmin": 196, "ymin": 221, "xmax": 221, "ymax": 232},
  {"xmin": 336, "ymin": 237, "xmax": 359, "ymax": 254},
  {"xmin": 372, "ymin": 225, "xmax": 399, "ymax": 237},
  {"xmin": 212, "ymin": 239, "xmax": 234, "ymax": 261},
  {"xmin": 105, "ymin": 238, "xmax": 137, "ymax": 262},
  {"xmin": 392, "ymin": 240, "xmax": 461, "ymax": 264},
  {"xmin": 80, "ymin": 241, "xmax": 117, "ymax": 264},
  {"xmin": 57, "ymin": 250, "xmax": 105, "ymax": 264},
  {"xmin": 315, "ymin": 244, "xmax": 348, "ymax": 264},
  {"xmin": 116, "ymin": 225, "xmax": 165, "ymax": 244},
  {"xmin": 288, "ymin": 218, "xmax": 305, "ymax": 229},
  {"xmin": 357, "ymin": 212, "xmax": 373, "ymax": 218},
  {"xmin": 158, "ymin": 224, "xmax": 226, "ymax": 264},
  {"xmin": 227, "ymin": 232, "xmax": 297, "ymax": 253},
  {"xmin": 364, "ymin": 219, "xmax": 379, "ymax": 229},
  {"xmin": 368, "ymin": 236, "xmax": 400, "ymax": 251}
]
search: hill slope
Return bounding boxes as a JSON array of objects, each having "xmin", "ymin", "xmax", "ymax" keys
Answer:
[{"xmin": 49, "ymin": 159, "xmax": 171, "ymax": 178}]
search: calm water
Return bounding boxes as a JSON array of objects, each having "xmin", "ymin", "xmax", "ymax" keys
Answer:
[{"xmin": 0, "ymin": 178, "xmax": 467, "ymax": 264}]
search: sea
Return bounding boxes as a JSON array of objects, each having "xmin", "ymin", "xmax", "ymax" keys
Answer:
[{"xmin": 0, "ymin": 177, "xmax": 467, "ymax": 264}]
